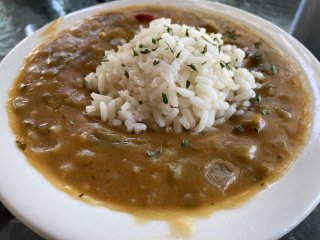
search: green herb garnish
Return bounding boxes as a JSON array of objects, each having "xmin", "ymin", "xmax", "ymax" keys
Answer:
[
  {"xmin": 214, "ymin": 38, "xmax": 223, "ymax": 53},
  {"xmin": 124, "ymin": 70, "xmax": 129, "ymax": 79},
  {"xmin": 164, "ymin": 25, "xmax": 173, "ymax": 36},
  {"xmin": 139, "ymin": 43, "xmax": 144, "ymax": 48},
  {"xmin": 152, "ymin": 38, "xmax": 157, "ymax": 44},
  {"xmin": 185, "ymin": 28, "xmax": 190, "ymax": 37},
  {"xmin": 126, "ymin": 36, "xmax": 133, "ymax": 43},
  {"xmin": 226, "ymin": 29, "xmax": 237, "ymax": 40},
  {"xmin": 101, "ymin": 56, "xmax": 109, "ymax": 62},
  {"xmin": 201, "ymin": 44, "xmax": 207, "ymax": 54},
  {"xmin": 254, "ymin": 40, "xmax": 263, "ymax": 49},
  {"xmin": 153, "ymin": 60, "xmax": 160, "ymax": 66},
  {"xmin": 270, "ymin": 64, "xmax": 279, "ymax": 75},
  {"xmin": 132, "ymin": 48, "xmax": 138, "ymax": 57},
  {"xmin": 262, "ymin": 108, "xmax": 270, "ymax": 115},
  {"xmin": 202, "ymin": 36, "xmax": 223, "ymax": 53},
  {"xmin": 255, "ymin": 94, "xmax": 262, "ymax": 103},
  {"xmin": 233, "ymin": 125, "xmax": 245, "ymax": 133},
  {"xmin": 146, "ymin": 150, "xmax": 158, "ymax": 158},
  {"xmin": 255, "ymin": 65, "xmax": 268, "ymax": 72},
  {"xmin": 186, "ymin": 80, "xmax": 191, "ymax": 88},
  {"xmin": 176, "ymin": 50, "xmax": 182, "ymax": 58},
  {"xmin": 220, "ymin": 61, "xmax": 231, "ymax": 70},
  {"xmin": 146, "ymin": 143, "xmax": 162, "ymax": 158},
  {"xmin": 181, "ymin": 139, "xmax": 190, "ymax": 148},
  {"xmin": 141, "ymin": 49, "xmax": 151, "ymax": 54},
  {"xmin": 253, "ymin": 52, "xmax": 264, "ymax": 61},
  {"xmin": 187, "ymin": 64, "xmax": 198, "ymax": 73},
  {"xmin": 201, "ymin": 36, "xmax": 214, "ymax": 46},
  {"xmin": 165, "ymin": 43, "xmax": 175, "ymax": 54},
  {"xmin": 162, "ymin": 93, "xmax": 168, "ymax": 104}
]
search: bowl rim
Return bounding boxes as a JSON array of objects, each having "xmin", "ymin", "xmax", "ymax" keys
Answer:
[{"xmin": 0, "ymin": 1, "xmax": 320, "ymax": 240}]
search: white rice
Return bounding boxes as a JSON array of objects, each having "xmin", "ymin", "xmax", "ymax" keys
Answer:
[{"xmin": 85, "ymin": 18, "xmax": 262, "ymax": 133}]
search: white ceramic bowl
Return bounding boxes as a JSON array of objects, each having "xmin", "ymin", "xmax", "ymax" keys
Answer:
[{"xmin": 0, "ymin": 1, "xmax": 320, "ymax": 239}]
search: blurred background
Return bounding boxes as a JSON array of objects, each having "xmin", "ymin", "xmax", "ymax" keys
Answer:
[{"xmin": 0, "ymin": 0, "xmax": 319, "ymax": 239}]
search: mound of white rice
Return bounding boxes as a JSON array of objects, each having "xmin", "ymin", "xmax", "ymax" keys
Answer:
[{"xmin": 85, "ymin": 18, "xmax": 262, "ymax": 133}]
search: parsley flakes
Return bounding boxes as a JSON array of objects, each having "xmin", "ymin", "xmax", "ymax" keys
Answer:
[
  {"xmin": 233, "ymin": 125, "xmax": 245, "ymax": 133},
  {"xmin": 187, "ymin": 64, "xmax": 198, "ymax": 73},
  {"xmin": 153, "ymin": 60, "xmax": 160, "ymax": 66},
  {"xmin": 124, "ymin": 70, "xmax": 129, "ymax": 79},
  {"xmin": 185, "ymin": 28, "xmax": 190, "ymax": 37},
  {"xmin": 162, "ymin": 93, "xmax": 168, "ymax": 104},
  {"xmin": 165, "ymin": 43, "xmax": 175, "ymax": 54},
  {"xmin": 141, "ymin": 49, "xmax": 151, "ymax": 54},
  {"xmin": 132, "ymin": 48, "xmax": 138, "ymax": 57},
  {"xmin": 181, "ymin": 139, "xmax": 190, "ymax": 148},
  {"xmin": 201, "ymin": 44, "xmax": 207, "ymax": 54},
  {"xmin": 254, "ymin": 40, "xmax": 263, "ymax": 49},
  {"xmin": 220, "ymin": 61, "xmax": 231, "ymax": 70},
  {"xmin": 146, "ymin": 143, "xmax": 162, "ymax": 158},
  {"xmin": 186, "ymin": 80, "xmax": 191, "ymax": 89},
  {"xmin": 262, "ymin": 108, "xmax": 270, "ymax": 115},
  {"xmin": 270, "ymin": 64, "xmax": 279, "ymax": 75},
  {"xmin": 164, "ymin": 25, "xmax": 173, "ymax": 36},
  {"xmin": 176, "ymin": 51, "xmax": 182, "ymax": 58},
  {"xmin": 226, "ymin": 29, "xmax": 237, "ymax": 40},
  {"xmin": 255, "ymin": 94, "xmax": 262, "ymax": 104}
]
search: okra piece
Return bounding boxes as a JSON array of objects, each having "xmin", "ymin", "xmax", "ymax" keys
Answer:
[{"xmin": 93, "ymin": 128, "xmax": 125, "ymax": 143}]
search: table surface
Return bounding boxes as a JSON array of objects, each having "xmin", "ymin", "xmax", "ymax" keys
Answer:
[{"xmin": 0, "ymin": 0, "xmax": 319, "ymax": 239}]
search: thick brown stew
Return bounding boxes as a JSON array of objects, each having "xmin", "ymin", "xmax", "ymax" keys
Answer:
[{"xmin": 8, "ymin": 6, "xmax": 311, "ymax": 211}]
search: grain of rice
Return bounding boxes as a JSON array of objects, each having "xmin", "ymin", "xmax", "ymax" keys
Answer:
[
  {"xmin": 195, "ymin": 110, "xmax": 208, "ymax": 133},
  {"xmin": 206, "ymin": 110, "xmax": 216, "ymax": 127},
  {"xmin": 168, "ymin": 82, "xmax": 178, "ymax": 107},
  {"xmin": 121, "ymin": 101, "xmax": 131, "ymax": 111},
  {"xmin": 190, "ymin": 96, "xmax": 210, "ymax": 110},
  {"xmin": 165, "ymin": 108, "xmax": 179, "ymax": 125},
  {"xmin": 111, "ymin": 119, "xmax": 122, "ymax": 127},
  {"xmin": 179, "ymin": 116, "xmax": 191, "ymax": 129},
  {"xmin": 224, "ymin": 103, "xmax": 237, "ymax": 120},
  {"xmin": 234, "ymin": 110, "xmax": 245, "ymax": 116},
  {"xmin": 241, "ymin": 101, "xmax": 251, "ymax": 107},
  {"xmin": 86, "ymin": 105, "xmax": 96, "ymax": 114},
  {"xmin": 100, "ymin": 102, "xmax": 108, "ymax": 122},
  {"xmin": 152, "ymin": 110, "xmax": 165, "ymax": 127},
  {"xmin": 176, "ymin": 87, "xmax": 195, "ymax": 98}
]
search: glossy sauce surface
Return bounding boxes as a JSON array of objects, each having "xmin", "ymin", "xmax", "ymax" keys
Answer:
[{"xmin": 8, "ymin": 6, "xmax": 311, "ymax": 211}]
